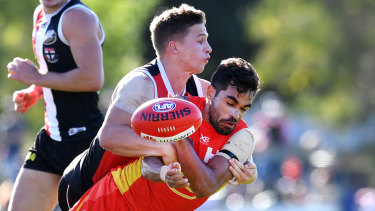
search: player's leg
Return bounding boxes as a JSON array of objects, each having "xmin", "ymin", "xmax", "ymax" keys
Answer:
[{"xmin": 8, "ymin": 168, "xmax": 61, "ymax": 211}]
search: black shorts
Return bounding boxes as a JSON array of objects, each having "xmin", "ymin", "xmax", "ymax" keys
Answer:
[
  {"xmin": 23, "ymin": 129, "xmax": 96, "ymax": 175},
  {"xmin": 58, "ymin": 176, "xmax": 81, "ymax": 211}
]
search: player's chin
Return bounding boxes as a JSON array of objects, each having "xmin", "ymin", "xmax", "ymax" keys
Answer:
[
  {"xmin": 217, "ymin": 126, "xmax": 234, "ymax": 135},
  {"xmin": 197, "ymin": 62, "xmax": 208, "ymax": 73}
]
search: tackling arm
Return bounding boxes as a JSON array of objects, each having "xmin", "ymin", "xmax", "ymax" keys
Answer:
[
  {"xmin": 175, "ymin": 139, "xmax": 232, "ymax": 198},
  {"xmin": 141, "ymin": 156, "xmax": 189, "ymax": 189},
  {"xmin": 175, "ymin": 128, "xmax": 256, "ymax": 198},
  {"xmin": 98, "ymin": 72, "xmax": 177, "ymax": 164}
]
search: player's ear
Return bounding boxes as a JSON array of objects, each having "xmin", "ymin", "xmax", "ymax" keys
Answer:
[
  {"xmin": 207, "ymin": 85, "xmax": 216, "ymax": 101},
  {"xmin": 168, "ymin": 41, "xmax": 178, "ymax": 53}
]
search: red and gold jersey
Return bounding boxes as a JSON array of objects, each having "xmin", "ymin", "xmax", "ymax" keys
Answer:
[
  {"xmin": 72, "ymin": 96, "xmax": 248, "ymax": 211},
  {"xmin": 112, "ymin": 97, "xmax": 248, "ymax": 210}
]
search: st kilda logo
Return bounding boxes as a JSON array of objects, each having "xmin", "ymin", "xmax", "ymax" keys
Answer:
[
  {"xmin": 43, "ymin": 30, "xmax": 59, "ymax": 63},
  {"xmin": 44, "ymin": 47, "xmax": 59, "ymax": 63},
  {"xmin": 141, "ymin": 100, "xmax": 191, "ymax": 121}
]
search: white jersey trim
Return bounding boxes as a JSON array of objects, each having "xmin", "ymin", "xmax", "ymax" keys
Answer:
[
  {"xmin": 136, "ymin": 69, "xmax": 158, "ymax": 98},
  {"xmin": 192, "ymin": 75, "xmax": 203, "ymax": 97},
  {"xmin": 157, "ymin": 60, "xmax": 189, "ymax": 96},
  {"xmin": 32, "ymin": 1, "xmax": 70, "ymax": 141},
  {"xmin": 43, "ymin": 87, "xmax": 61, "ymax": 141}
]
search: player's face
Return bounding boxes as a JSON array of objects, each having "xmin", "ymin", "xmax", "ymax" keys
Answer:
[
  {"xmin": 40, "ymin": 0, "xmax": 67, "ymax": 13},
  {"xmin": 209, "ymin": 86, "xmax": 252, "ymax": 135},
  {"xmin": 176, "ymin": 23, "xmax": 212, "ymax": 74}
]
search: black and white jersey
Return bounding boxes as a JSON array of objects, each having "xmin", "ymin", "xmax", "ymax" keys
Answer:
[{"xmin": 32, "ymin": 0, "xmax": 104, "ymax": 141}]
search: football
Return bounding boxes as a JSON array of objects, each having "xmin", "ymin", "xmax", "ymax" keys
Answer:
[{"xmin": 131, "ymin": 97, "xmax": 202, "ymax": 142}]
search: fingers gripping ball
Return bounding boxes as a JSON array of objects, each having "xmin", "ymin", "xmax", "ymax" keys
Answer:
[{"xmin": 131, "ymin": 98, "xmax": 202, "ymax": 142}]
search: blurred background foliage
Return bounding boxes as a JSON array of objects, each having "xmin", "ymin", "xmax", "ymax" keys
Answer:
[
  {"xmin": 0, "ymin": 0, "xmax": 375, "ymax": 210},
  {"xmin": 1, "ymin": 0, "xmax": 374, "ymax": 131}
]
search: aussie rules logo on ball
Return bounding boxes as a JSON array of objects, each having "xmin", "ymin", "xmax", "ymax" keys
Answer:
[
  {"xmin": 140, "ymin": 100, "xmax": 191, "ymax": 122},
  {"xmin": 152, "ymin": 101, "xmax": 176, "ymax": 112}
]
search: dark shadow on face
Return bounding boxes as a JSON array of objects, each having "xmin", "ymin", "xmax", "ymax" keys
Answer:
[{"xmin": 208, "ymin": 97, "xmax": 238, "ymax": 135}]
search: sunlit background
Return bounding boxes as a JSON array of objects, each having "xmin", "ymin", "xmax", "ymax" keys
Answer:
[{"xmin": 1, "ymin": 0, "xmax": 375, "ymax": 210}]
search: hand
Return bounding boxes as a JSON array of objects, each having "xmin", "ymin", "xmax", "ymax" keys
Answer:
[
  {"xmin": 161, "ymin": 162, "xmax": 189, "ymax": 189},
  {"xmin": 7, "ymin": 57, "xmax": 40, "ymax": 85},
  {"xmin": 13, "ymin": 86, "xmax": 43, "ymax": 113},
  {"xmin": 228, "ymin": 158, "xmax": 257, "ymax": 185},
  {"xmin": 161, "ymin": 142, "xmax": 178, "ymax": 165}
]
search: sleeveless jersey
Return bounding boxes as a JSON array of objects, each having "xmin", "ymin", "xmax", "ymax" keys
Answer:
[
  {"xmin": 62, "ymin": 59, "xmax": 204, "ymax": 198},
  {"xmin": 32, "ymin": 0, "xmax": 105, "ymax": 141},
  {"xmin": 109, "ymin": 96, "xmax": 248, "ymax": 211}
]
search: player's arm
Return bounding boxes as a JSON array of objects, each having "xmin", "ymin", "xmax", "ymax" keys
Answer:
[
  {"xmin": 8, "ymin": 8, "xmax": 104, "ymax": 92},
  {"xmin": 98, "ymin": 72, "xmax": 177, "ymax": 164},
  {"xmin": 175, "ymin": 128, "xmax": 256, "ymax": 198},
  {"xmin": 141, "ymin": 156, "xmax": 189, "ymax": 188},
  {"xmin": 12, "ymin": 85, "xmax": 43, "ymax": 113}
]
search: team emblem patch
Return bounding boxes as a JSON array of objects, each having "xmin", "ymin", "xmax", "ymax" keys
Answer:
[
  {"xmin": 44, "ymin": 30, "xmax": 57, "ymax": 45},
  {"xmin": 199, "ymin": 134, "xmax": 210, "ymax": 145},
  {"xmin": 44, "ymin": 47, "xmax": 59, "ymax": 63}
]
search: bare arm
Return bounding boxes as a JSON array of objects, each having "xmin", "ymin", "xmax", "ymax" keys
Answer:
[
  {"xmin": 141, "ymin": 156, "xmax": 189, "ymax": 188},
  {"xmin": 98, "ymin": 72, "xmax": 177, "ymax": 164},
  {"xmin": 7, "ymin": 8, "xmax": 104, "ymax": 92},
  {"xmin": 98, "ymin": 106, "xmax": 176, "ymax": 164},
  {"xmin": 175, "ymin": 128, "xmax": 256, "ymax": 198},
  {"xmin": 175, "ymin": 139, "xmax": 233, "ymax": 198},
  {"xmin": 141, "ymin": 156, "xmax": 165, "ymax": 183}
]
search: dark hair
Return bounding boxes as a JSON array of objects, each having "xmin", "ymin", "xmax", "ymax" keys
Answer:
[
  {"xmin": 150, "ymin": 4, "xmax": 206, "ymax": 56},
  {"xmin": 211, "ymin": 58, "xmax": 261, "ymax": 97}
]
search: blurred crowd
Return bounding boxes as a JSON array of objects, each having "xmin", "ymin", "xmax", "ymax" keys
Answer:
[{"xmin": 1, "ymin": 91, "xmax": 375, "ymax": 211}]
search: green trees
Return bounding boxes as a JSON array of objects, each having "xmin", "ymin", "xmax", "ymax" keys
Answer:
[
  {"xmin": 1, "ymin": 0, "xmax": 374, "ymax": 136},
  {"xmin": 244, "ymin": 0, "xmax": 374, "ymax": 127}
]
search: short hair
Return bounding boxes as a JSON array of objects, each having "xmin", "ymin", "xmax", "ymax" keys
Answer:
[
  {"xmin": 149, "ymin": 4, "xmax": 206, "ymax": 57},
  {"xmin": 211, "ymin": 58, "xmax": 261, "ymax": 98}
]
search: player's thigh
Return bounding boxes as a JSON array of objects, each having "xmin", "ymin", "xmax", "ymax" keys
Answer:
[
  {"xmin": 71, "ymin": 174, "xmax": 128, "ymax": 211},
  {"xmin": 8, "ymin": 168, "xmax": 61, "ymax": 211}
]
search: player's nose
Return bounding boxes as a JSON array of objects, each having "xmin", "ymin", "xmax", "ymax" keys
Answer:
[{"xmin": 229, "ymin": 108, "xmax": 240, "ymax": 120}]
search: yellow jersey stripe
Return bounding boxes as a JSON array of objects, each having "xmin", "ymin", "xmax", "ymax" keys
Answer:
[
  {"xmin": 76, "ymin": 194, "xmax": 89, "ymax": 211},
  {"xmin": 169, "ymin": 188, "xmax": 197, "ymax": 200},
  {"xmin": 111, "ymin": 157, "xmax": 143, "ymax": 195}
]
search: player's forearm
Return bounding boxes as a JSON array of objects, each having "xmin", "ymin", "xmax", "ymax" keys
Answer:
[
  {"xmin": 33, "ymin": 67, "xmax": 104, "ymax": 92},
  {"xmin": 99, "ymin": 125, "xmax": 168, "ymax": 158},
  {"xmin": 141, "ymin": 156, "xmax": 164, "ymax": 183},
  {"xmin": 175, "ymin": 139, "xmax": 218, "ymax": 198}
]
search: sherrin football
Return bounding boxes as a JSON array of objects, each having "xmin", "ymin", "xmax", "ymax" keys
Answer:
[{"xmin": 131, "ymin": 97, "xmax": 202, "ymax": 142}]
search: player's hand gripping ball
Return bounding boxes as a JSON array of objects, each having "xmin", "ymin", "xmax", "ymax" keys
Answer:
[{"xmin": 131, "ymin": 98, "xmax": 202, "ymax": 142}]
